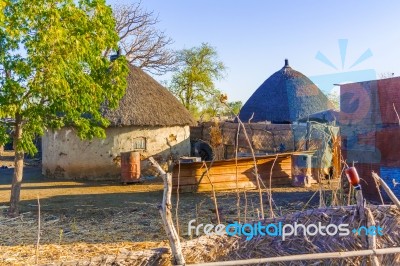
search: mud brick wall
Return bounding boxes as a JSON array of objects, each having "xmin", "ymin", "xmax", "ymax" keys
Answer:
[
  {"xmin": 375, "ymin": 78, "xmax": 400, "ymax": 168},
  {"xmin": 356, "ymin": 163, "xmax": 382, "ymax": 202},
  {"xmin": 340, "ymin": 77, "xmax": 400, "ymax": 200},
  {"xmin": 191, "ymin": 122, "xmax": 301, "ymax": 158},
  {"xmin": 375, "ymin": 126, "xmax": 400, "ymax": 167},
  {"xmin": 341, "ymin": 77, "xmax": 400, "ymax": 166},
  {"xmin": 377, "ymin": 78, "xmax": 400, "ymax": 124}
]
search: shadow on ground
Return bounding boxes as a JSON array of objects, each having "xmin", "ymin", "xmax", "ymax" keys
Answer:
[{"xmin": 0, "ymin": 166, "xmax": 322, "ymax": 246}]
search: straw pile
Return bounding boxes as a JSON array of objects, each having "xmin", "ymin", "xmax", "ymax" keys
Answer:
[
  {"xmin": 14, "ymin": 204, "xmax": 397, "ymax": 266},
  {"xmin": 29, "ymin": 234, "xmax": 236, "ymax": 266},
  {"xmin": 214, "ymin": 204, "xmax": 400, "ymax": 265}
]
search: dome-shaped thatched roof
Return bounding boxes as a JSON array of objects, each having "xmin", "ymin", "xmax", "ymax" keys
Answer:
[
  {"xmin": 239, "ymin": 60, "xmax": 333, "ymax": 123},
  {"xmin": 104, "ymin": 65, "xmax": 196, "ymax": 127}
]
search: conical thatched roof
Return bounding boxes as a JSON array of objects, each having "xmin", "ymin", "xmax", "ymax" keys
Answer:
[
  {"xmin": 239, "ymin": 59, "xmax": 333, "ymax": 123},
  {"xmin": 104, "ymin": 65, "xmax": 196, "ymax": 127}
]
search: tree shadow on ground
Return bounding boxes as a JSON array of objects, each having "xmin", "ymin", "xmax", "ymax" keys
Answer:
[{"xmin": 0, "ymin": 165, "xmax": 323, "ymax": 246}]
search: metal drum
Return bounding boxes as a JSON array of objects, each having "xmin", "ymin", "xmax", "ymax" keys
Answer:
[{"xmin": 121, "ymin": 151, "xmax": 141, "ymax": 183}]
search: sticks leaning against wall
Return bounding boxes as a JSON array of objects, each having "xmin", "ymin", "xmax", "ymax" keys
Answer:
[
  {"xmin": 235, "ymin": 116, "xmax": 265, "ymax": 219},
  {"xmin": 221, "ymin": 99, "xmax": 269, "ymax": 220},
  {"xmin": 268, "ymin": 155, "xmax": 278, "ymax": 218},
  {"xmin": 149, "ymin": 157, "xmax": 185, "ymax": 266},
  {"xmin": 372, "ymin": 172, "xmax": 400, "ymax": 209},
  {"xmin": 234, "ymin": 122, "xmax": 240, "ymax": 223},
  {"xmin": 202, "ymin": 162, "xmax": 221, "ymax": 224}
]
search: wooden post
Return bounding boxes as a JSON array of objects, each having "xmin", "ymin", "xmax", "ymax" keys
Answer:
[
  {"xmin": 355, "ymin": 189, "xmax": 365, "ymax": 221},
  {"xmin": 355, "ymin": 187, "xmax": 368, "ymax": 261},
  {"xmin": 149, "ymin": 157, "xmax": 185, "ymax": 266},
  {"xmin": 365, "ymin": 207, "xmax": 380, "ymax": 266},
  {"xmin": 305, "ymin": 121, "xmax": 310, "ymax": 150},
  {"xmin": 372, "ymin": 172, "xmax": 400, "ymax": 209},
  {"xmin": 332, "ymin": 133, "xmax": 341, "ymax": 180}
]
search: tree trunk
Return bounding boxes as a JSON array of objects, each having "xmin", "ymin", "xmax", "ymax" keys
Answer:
[
  {"xmin": 184, "ymin": 86, "xmax": 192, "ymax": 110},
  {"xmin": 8, "ymin": 118, "xmax": 24, "ymax": 216}
]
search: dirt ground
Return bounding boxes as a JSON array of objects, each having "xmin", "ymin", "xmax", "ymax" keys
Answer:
[{"xmin": 0, "ymin": 151, "xmax": 337, "ymax": 265}]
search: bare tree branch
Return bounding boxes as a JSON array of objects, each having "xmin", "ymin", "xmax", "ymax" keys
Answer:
[{"xmin": 110, "ymin": 3, "xmax": 177, "ymax": 75}]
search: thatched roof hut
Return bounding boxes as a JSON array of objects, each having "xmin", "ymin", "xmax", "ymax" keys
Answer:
[
  {"xmin": 42, "ymin": 65, "xmax": 195, "ymax": 180},
  {"xmin": 239, "ymin": 59, "xmax": 333, "ymax": 123},
  {"xmin": 104, "ymin": 65, "xmax": 196, "ymax": 127}
]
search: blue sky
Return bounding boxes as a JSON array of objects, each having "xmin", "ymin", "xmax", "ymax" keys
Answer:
[{"xmin": 108, "ymin": 0, "xmax": 400, "ymax": 102}]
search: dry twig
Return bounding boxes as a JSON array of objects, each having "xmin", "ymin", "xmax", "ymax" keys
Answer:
[
  {"xmin": 223, "ymin": 102, "xmax": 266, "ymax": 219},
  {"xmin": 268, "ymin": 155, "xmax": 278, "ymax": 218},
  {"xmin": 243, "ymin": 188, "xmax": 248, "ymax": 223},
  {"xmin": 235, "ymin": 122, "xmax": 241, "ymax": 223},
  {"xmin": 202, "ymin": 162, "xmax": 220, "ymax": 224},
  {"xmin": 235, "ymin": 117, "xmax": 264, "ymax": 219},
  {"xmin": 36, "ymin": 196, "xmax": 41, "ymax": 265},
  {"xmin": 393, "ymin": 103, "xmax": 400, "ymax": 125}
]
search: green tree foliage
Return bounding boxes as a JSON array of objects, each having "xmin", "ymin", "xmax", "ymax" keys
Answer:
[
  {"xmin": 200, "ymin": 92, "xmax": 226, "ymax": 120},
  {"xmin": 0, "ymin": 1, "xmax": 5, "ymax": 23},
  {"xmin": 200, "ymin": 93, "xmax": 243, "ymax": 121},
  {"xmin": 224, "ymin": 101, "xmax": 243, "ymax": 116},
  {"xmin": 0, "ymin": 0, "xmax": 128, "ymax": 215},
  {"xmin": 169, "ymin": 43, "xmax": 225, "ymax": 116}
]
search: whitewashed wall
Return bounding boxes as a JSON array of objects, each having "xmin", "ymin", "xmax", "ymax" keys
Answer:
[{"xmin": 42, "ymin": 125, "xmax": 190, "ymax": 180}]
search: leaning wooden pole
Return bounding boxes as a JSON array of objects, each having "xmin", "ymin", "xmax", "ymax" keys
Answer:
[
  {"xmin": 187, "ymin": 247, "xmax": 400, "ymax": 266},
  {"xmin": 372, "ymin": 172, "xmax": 400, "ymax": 209},
  {"xmin": 236, "ymin": 117, "xmax": 265, "ymax": 219},
  {"xmin": 366, "ymin": 207, "xmax": 381, "ymax": 266},
  {"xmin": 202, "ymin": 162, "xmax": 221, "ymax": 224},
  {"xmin": 355, "ymin": 185, "xmax": 368, "ymax": 262},
  {"xmin": 149, "ymin": 157, "xmax": 185, "ymax": 266},
  {"xmin": 355, "ymin": 188, "xmax": 365, "ymax": 221}
]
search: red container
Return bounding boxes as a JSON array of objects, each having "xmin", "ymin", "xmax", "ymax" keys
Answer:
[
  {"xmin": 345, "ymin": 167, "xmax": 360, "ymax": 187},
  {"xmin": 121, "ymin": 151, "xmax": 141, "ymax": 183}
]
